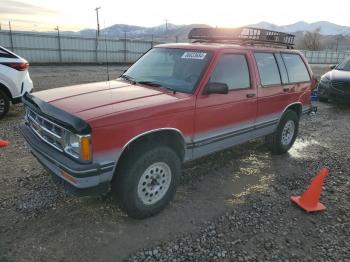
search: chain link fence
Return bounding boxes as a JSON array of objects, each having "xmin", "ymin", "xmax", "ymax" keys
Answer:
[
  {"xmin": 0, "ymin": 30, "xmax": 166, "ymax": 64},
  {"xmin": 1, "ymin": 30, "xmax": 349, "ymax": 64},
  {"xmin": 300, "ymin": 50, "xmax": 350, "ymax": 64}
]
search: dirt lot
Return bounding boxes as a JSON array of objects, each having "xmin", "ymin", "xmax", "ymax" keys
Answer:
[{"xmin": 0, "ymin": 65, "xmax": 349, "ymax": 262}]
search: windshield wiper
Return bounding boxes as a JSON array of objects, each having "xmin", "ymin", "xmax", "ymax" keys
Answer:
[
  {"xmin": 137, "ymin": 81, "xmax": 162, "ymax": 87},
  {"xmin": 137, "ymin": 81, "xmax": 177, "ymax": 94},
  {"xmin": 119, "ymin": 74, "xmax": 136, "ymax": 84}
]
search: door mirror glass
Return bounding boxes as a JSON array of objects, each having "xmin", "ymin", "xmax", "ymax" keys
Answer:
[{"xmin": 205, "ymin": 82, "xmax": 229, "ymax": 94}]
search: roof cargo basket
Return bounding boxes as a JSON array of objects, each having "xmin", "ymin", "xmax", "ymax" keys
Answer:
[{"xmin": 188, "ymin": 27, "xmax": 295, "ymax": 48}]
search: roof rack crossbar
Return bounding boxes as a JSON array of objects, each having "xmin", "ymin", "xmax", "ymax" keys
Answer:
[{"xmin": 188, "ymin": 27, "xmax": 295, "ymax": 48}]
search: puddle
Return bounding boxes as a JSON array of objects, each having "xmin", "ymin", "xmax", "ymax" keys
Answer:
[{"xmin": 288, "ymin": 138, "xmax": 321, "ymax": 158}]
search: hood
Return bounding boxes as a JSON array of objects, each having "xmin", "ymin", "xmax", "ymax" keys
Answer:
[
  {"xmin": 33, "ymin": 80, "xmax": 193, "ymax": 124},
  {"xmin": 324, "ymin": 69, "xmax": 350, "ymax": 81}
]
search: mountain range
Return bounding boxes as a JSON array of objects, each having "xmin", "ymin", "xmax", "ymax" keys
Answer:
[
  {"xmin": 250, "ymin": 21, "xmax": 350, "ymax": 36},
  {"xmin": 65, "ymin": 21, "xmax": 350, "ymax": 40}
]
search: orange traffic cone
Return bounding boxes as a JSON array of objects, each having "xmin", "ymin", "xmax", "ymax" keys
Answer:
[
  {"xmin": 0, "ymin": 140, "xmax": 9, "ymax": 148},
  {"xmin": 291, "ymin": 168, "xmax": 329, "ymax": 212}
]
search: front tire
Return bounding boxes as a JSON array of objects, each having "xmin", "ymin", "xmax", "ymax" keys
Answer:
[
  {"xmin": 267, "ymin": 110, "xmax": 299, "ymax": 155},
  {"xmin": 112, "ymin": 145, "xmax": 181, "ymax": 219},
  {"xmin": 0, "ymin": 90, "xmax": 10, "ymax": 120}
]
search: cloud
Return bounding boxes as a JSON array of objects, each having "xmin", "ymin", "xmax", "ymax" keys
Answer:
[{"xmin": 0, "ymin": 0, "xmax": 56, "ymax": 15}]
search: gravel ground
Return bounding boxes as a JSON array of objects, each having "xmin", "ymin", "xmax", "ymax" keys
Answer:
[{"xmin": 0, "ymin": 65, "xmax": 349, "ymax": 262}]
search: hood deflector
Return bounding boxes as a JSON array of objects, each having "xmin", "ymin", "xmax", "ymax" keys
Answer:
[{"xmin": 22, "ymin": 92, "xmax": 91, "ymax": 134}]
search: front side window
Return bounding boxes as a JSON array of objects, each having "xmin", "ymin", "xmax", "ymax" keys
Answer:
[
  {"xmin": 282, "ymin": 53, "xmax": 310, "ymax": 83},
  {"xmin": 123, "ymin": 48, "xmax": 212, "ymax": 93},
  {"xmin": 254, "ymin": 52, "xmax": 281, "ymax": 86},
  {"xmin": 209, "ymin": 54, "xmax": 250, "ymax": 90}
]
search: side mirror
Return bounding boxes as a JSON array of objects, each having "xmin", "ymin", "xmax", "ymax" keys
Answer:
[
  {"xmin": 329, "ymin": 64, "xmax": 337, "ymax": 70},
  {"xmin": 205, "ymin": 82, "xmax": 229, "ymax": 95}
]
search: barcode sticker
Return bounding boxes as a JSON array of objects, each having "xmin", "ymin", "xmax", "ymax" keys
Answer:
[{"xmin": 181, "ymin": 52, "xmax": 207, "ymax": 60}]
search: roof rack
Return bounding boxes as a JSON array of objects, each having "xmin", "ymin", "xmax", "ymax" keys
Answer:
[{"xmin": 188, "ymin": 27, "xmax": 295, "ymax": 49}]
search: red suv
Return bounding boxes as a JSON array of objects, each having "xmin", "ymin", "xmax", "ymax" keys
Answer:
[{"xmin": 20, "ymin": 28, "xmax": 316, "ymax": 218}]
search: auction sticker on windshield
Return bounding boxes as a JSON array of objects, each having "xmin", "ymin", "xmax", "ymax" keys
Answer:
[{"xmin": 181, "ymin": 52, "xmax": 207, "ymax": 59}]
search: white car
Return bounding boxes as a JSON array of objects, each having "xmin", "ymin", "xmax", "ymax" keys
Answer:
[{"xmin": 0, "ymin": 46, "xmax": 33, "ymax": 119}]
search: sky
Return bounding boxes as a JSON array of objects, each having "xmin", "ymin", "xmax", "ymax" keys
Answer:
[{"xmin": 0, "ymin": 0, "xmax": 350, "ymax": 32}]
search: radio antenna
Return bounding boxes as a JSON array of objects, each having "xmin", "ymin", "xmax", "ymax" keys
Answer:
[{"xmin": 103, "ymin": 21, "xmax": 110, "ymax": 82}]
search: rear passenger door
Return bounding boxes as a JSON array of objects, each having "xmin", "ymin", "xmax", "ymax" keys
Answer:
[
  {"xmin": 193, "ymin": 51, "xmax": 257, "ymax": 159},
  {"xmin": 253, "ymin": 52, "xmax": 289, "ymax": 127},
  {"xmin": 279, "ymin": 53, "xmax": 311, "ymax": 110}
]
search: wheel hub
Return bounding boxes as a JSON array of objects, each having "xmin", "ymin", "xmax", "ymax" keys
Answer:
[
  {"xmin": 137, "ymin": 162, "xmax": 172, "ymax": 205},
  {"xmin": 281, "ymin": 120, "xmax": 295, "ymax": 146}
]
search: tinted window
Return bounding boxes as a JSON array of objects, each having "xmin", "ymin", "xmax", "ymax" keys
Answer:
[
  {"xmin": 275, "ymin": 53, "xmax": 289, "ymax": 84},
  {"xmin": 210, "ymin": 54, "xmax": 250, "ymax": 90},
  {"xmin": 0, "ymin": 47, "xmax": 15, "ymax": 58},
  {"xmin": 282, "ymin": 53, "xmax": 310, "ymax": 83},
  {"xmin": 254, "ymin": 52, "xmax": 281, "ymax": 86}
]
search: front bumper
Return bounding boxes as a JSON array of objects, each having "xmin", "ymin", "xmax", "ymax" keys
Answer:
[
  {"xmin": 318, "ymin": 82, "xmax": 350, "ymax": 102},
  {"xmin": 20, "ymin": 123, "xmax": 114, "ymax": 196}
]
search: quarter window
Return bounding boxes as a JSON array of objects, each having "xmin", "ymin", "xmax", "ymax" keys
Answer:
[
  {"xmin": 209, "ymin": 54, "xmax": 250, "ymax": 90},
  {"xmin": 282, "ymin": 53, "xmax": 310, "ymax": 83},
  {"xmin": 254, "ymin": 52, "xmax": 281, "ymax": 86}
]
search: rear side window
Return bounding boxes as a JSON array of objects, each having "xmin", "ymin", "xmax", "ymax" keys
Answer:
[
  {"xmin": 254, "ymin": 52, "xmax": 281, "ymax": 86},
  {"xmin": 210, "ymin": 54, "xmax": 250, "ymax": 90},
  {"xmin": 0, "ymin": 47, "xmax": 14, "ymax": 58},
  {"xmin": 0, "ymin": 47, "xmax": 16, "ymax": 58},
  {"xmin": 282, "ymin": 53, "xmax": 310, "ymax": 83},
  {"xmin": 275, "ymin": 53, "xmax": 289, "ymax": 84}
]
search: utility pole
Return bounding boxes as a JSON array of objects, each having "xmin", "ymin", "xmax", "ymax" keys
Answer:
[
  {"xmin": 95, "ymin": 7, "xmax": 101, "ymax": 37},
  {"xmin": 9, "ymin": 21, "xmax": 14, "ymax": 51},
  {"xmin": 164, "ymin": 19, "xmax": 168, "ymax": 39},
  {"xmin": 54, "ymin": 26, "xmax": 62, "ymax": 63},
  {"xmin": 124, "ymin": 31, "xmax": 127, "ymax": 63},
  {"xmin": 335, "ymin": 36, "xmax": 340, "ymax": 52},
  {"xmin": 95, "ymin": 7, "xmax": 101, "ymax": 63}
]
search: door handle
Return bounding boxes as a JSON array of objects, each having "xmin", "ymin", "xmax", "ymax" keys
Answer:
[
  {"xmin": 283, "ymin": 87, "xmax": 290, "ymax": 92},
  {"xmin": 246, "ymin": 93, "xmax": 256, "ymax": 98}
]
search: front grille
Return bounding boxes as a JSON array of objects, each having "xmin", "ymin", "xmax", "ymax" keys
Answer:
[
  {"xmin": 25, "ymin": 107, "xmax": 66, "ymax": 152},
  {"xmin": 332, "ymin": 80, "xmax": 350, "ymax": 94}
]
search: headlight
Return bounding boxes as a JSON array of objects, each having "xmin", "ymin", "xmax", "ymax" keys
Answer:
[
  {"xmin": 320, "ymin": 75, "xmax": 331, "ymax": 84},
  {"xmin": 64, "ymin": 132, "xmax": 91, "ymax": 161},
  {"xmin": 65, "ymin": 133, "xmax": 80, "ymax": 157}
]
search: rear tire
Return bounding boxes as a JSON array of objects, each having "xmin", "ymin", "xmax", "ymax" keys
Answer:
[
  {"xmin": 0, "ymin": 90, "xmax": 10, "ymax": 120},
  {"xmin": 266, "ymin": 110, "xmax": 299, "ymax": 155},
  {"xmin": 112, "ymin": 145, "xmax": 181, "ymax": 219}
]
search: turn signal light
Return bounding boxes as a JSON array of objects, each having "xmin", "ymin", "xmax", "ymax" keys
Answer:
[{"xmin": 80, "ymin": 137, "xmax": 91, "ymax": 161}]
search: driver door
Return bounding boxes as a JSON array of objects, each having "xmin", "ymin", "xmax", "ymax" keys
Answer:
[{"xmin": 193, "ymin": 51, "xmax": 258, "ymax": 159}]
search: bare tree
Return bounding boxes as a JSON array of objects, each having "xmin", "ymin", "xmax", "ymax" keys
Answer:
[{"xmin": 299, "ymin": 28, "xmax": 322, "ymax": 51}]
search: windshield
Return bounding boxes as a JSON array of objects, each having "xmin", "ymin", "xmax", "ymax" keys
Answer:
[
  {"xmin": 121, "ymin": 48, "xmax": 212, "ymax": 93},
  {"xmin": 336, "ymin": 57, "xmax": 350, "ymax": 71}
]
